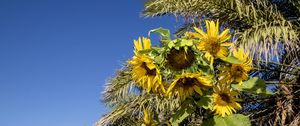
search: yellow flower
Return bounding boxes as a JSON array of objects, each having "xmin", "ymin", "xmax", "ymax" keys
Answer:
[
  {"xmin": 134, "ymin": 37, "xmax": 151, "ymax": 54},
  {"xmin": 129, "ymin": 54, "xmax": 164, "ymax": 93},
  {"xmin": 219, "ymin": 48, "xmax": 252, "ymax": 84},
  {"xmin": 166, "ymin": 73, "xmax": 213, "ymax": 100},
  {"xmin": 212, "ymin": 85, "xmax": 241, "ymax": 117},
  {"xmin": 143, "ymin": 108, "xmax": 157, "ymax": 126},
  {"xmin": 193, "ymin": 20, "xmax": 232, "ymax": 65},
  {"xmin": 143, "ymin": 108, "xmax": 151, "ymax": 125}
]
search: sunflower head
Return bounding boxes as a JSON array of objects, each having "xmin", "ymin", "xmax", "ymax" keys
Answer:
[
  {"xmin": 212, "ymin": 85, "xmax": 241, "ymax": 117},
  {"xmin": 193, "ymin": 20, "xmax": 232, "ymax": 64},
  {"xmin": 219, "ymin": 48, "xmax": 252, "ymax": 84},
  {"xmin": 129, "ymin": 54, "xmax": 164, "ymax": 93},
  {"xmin": 134, "ymin": 37, "xmax": 151, "ymax": 54},
  {"xmin": 166, "ymin": 73, "xmax": 213, "ymax": 100},
  {"xmin": 166, "ymin": 47, "xmax": 195, "ymax": 70}
]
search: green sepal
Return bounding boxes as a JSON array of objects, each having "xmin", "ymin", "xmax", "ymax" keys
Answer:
[
  {"xmin": 167, "ymin": 40, "xmax": 175, "ymax": 48},
  {"xmin": 180, "ymin": 39, "xmax": 194, "ymax": 46},
  {"xmin": 154, "ymin": 55, "xmax": 164, "ymax": 64}
]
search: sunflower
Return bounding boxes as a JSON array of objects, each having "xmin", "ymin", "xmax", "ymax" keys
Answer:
[
  {"xmin": 166, "ymin": 47, "xmax": 195, "ymax": 70},
  {"xmin": 142, "ymin": 108, "xmax": 157, "ymax": 126},
  {"xmin": 212, "ymin": 85, "xmax": 241, "ymax": 117},
  {"xmin": 133, "ymin": 37, "xmax": 151, "ymax": 54},
  {"xmin": 129, "ymin": 37, "xmax": 164, "ymax": 93},
  {"xmin": 193, "ymin": 20, "xmax": 232, "ymax": 65},
  {"xmin": 129, "ymin": 54, "xmax": 164, "ymax": 93},
  {"xmin": 166, "ymin": 73, "xmax": 213, "ymax": 100},
  {"xmin": 218, "ymin": 48, "xmax": 252, "ymax": 84}
]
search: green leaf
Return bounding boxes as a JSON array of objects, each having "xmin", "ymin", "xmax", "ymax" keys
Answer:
[
  {"xmin": 170, "ymin": 99, "xmax": 195, "ymax": 126},
  {"xmin": 243, "ymin": 77, "xmax": 265, "ymax": 89},
  {"xmin": 232, "ymin": 77, "xmax": 272, "ymax": 95},
  {"xmin": 220, "ymin": 55, "xmax": 243, "ymax": 64},
  {"xmin": 202, "ymin": 114, "xmax": 251, "ymax": 126},
  {"xmin": 148, "ymin": 27, "xmax": 171, "ymax": 40},
  {"xmin": 195, "ymin": 95, "xmax": 213, "ymax": 109},
  {"xmin": 170, "ymin": 108, "xmax": 194, "ymax": 126}
]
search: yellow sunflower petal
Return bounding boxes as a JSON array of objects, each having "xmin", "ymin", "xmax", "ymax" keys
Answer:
[
  {"xmin": 218, "ymin": 29, "xmax": 231, "ymax": 42},
  {"xmin": 216, "ymin": 47, "xmax": 229, "ymax": 58},
  {"xmin": 220, "ymin": 42, "xmax": 233, "ymax": 46},
  {"xmin": 143, "ymin": 37, "xmax": 151, "ymax": 49},
  {"xmin": 194, "ymin": 27, "xmax": 207, "ymax": 38}
]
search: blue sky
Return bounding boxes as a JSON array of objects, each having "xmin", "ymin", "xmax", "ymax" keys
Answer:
[{"xmin": 0, "ymin": 0, "xmax": 179, "ymax": 126}]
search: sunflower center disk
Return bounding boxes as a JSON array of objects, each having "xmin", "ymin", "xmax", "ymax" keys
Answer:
[
  {"xmin": 206, "ymin": 41, "xmax": 220, "ymax": 56},
  {"xmin": 231, "ymin": 65, "xmax": 244, "ymax": 76},
  {"xmin": 219, "ymin": 93, "xmax": 231, "ymax": 103},
  {"xmin": 141, "ymin": 62, "xmax": 156, "ymax": 76},
  {"xmin": 166, "ymin": 47, "xmax": 195, "ymax": 70},
  {"xmin": 178, "ymin": 77, "xmax": 197, "ymax": 89}
]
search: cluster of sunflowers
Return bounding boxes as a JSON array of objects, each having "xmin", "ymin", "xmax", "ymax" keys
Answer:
[{"xmin": 128, "ymin": 20, "xmax": 254, "ymax": 124}]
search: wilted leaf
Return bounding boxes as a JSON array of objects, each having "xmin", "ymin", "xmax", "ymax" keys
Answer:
[{"xmin": 149, "ymin": 27, "xmax": 171, "ymax": 40}]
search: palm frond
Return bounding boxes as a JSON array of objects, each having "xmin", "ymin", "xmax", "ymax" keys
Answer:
[
  {"xmin": 102, "ymin": 66, "xmax": 137, "ymax": 108},
  {"xmin": 98, "ymin": 92, "xmax": 182, "ymax": 125},
  {"xmin": 237, "ymin": 21, "xmax": 298, "ymax": 62},
  {"xmin": 289, "ymin": 0, "xmax": 300, "ymax": 15},
  {"xmin": 144, "ymin": 0, "xmax": 299, "ymax": 62}
]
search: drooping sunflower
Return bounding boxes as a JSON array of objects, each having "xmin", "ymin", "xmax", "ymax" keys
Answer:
[
  {"xmin": 218, "ymin": 48, "xmax": 252, "ymax": 84},
  {"xmin": 129, "ymin": 37, "xmax": 165, "ymax": 93},
  {"xmin": 212, "ymin": 85, "xmax": 241, "ymax": 117},
  {"xmin": 166, "ymin": 73, "xmax": 213, "ymax": 100},
  {"xmin": 166, "ymin": 47, "xmax": 195, "ymax": 70},
  {"xmin": 193, "ymin": 20, "xmax": 232, "ymax": 65}
]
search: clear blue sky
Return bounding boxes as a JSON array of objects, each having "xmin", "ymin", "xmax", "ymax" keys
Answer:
[{"xmin": 0, "ymin": 0, "xmax": 179, "ymax": 126}]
